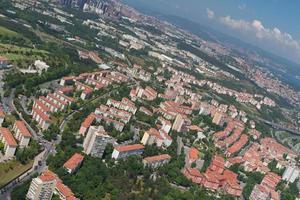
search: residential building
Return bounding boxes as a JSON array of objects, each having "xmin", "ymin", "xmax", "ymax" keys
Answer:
[
  {"xmin": 172, "ymin": 114, "xmax": 191, "ymax": 133},
  {"xmin": 27, "ymin": 170, "xmax": 78, "ymax": 200},
  {"xmin": 141, "ymin": 128, "xmax": 172, "ymax": 148},
  {"xmin": 187, "ymin": 147, "xmax": 199, "ymax": 165},
  {"xmin": 212, "ymin": 111, "xmax": 225, "ymax": 126},
  {"xmin": 31, "ymin": 107, "xmax": 51, "ymax": 130},
  {"xmin": 26, "ymin": 171, "xmax": 57, "ymax": 200},
  {"xmin": 83, "ymin": 126, "xmax": 114, "ymax": 158},
  {"xmin": 0, "ymin": 108, "xmax": 5, "ymax": 125},
  {"xmin": 0, "ymin": 56, "xmax": 8, "ymax": 68},
  {"xmin": 182, "ymin": 167, "xmax": 203, "ymax": 184},
  {"xmin": 12, "ymin": 120, "xmax": 32, "ymax": 148},
  {"xmin": 63, "ymin": 153, "xmax": 84, "ymax": 174},
  {"xmin": 141, "ymin": 128, "xmax": 162, "ymax": 146},
  {"xmin": 107, "ymin": 98, "xmax": 137, "ymax": 114},
  {"xmin": 143, "ymin": 154, "xmax": 171, "ymax": 168},
  {"xmin": 249, "ymin": 172, "xmax": 281, "ymax": 200},
  {"xmin": 157, "ymin": 117, "xmax": 172, "ymax": 133},
  {"xmin": 249, "ymin": 184, "xmax": 270, "ymax": 200},
  {"xmin": 282, "ymin": 166, "xmax": 300, "ymax": 183},
  {"xmin": 130, "ymin": 86, "xmax": 157, "ymax": 101},
  {"xmin": 54, "ymin": 181, "xmax": 77, "ymax": 200},
  {"xmin": 79, "ymin": 113, "xmax": 95, "ymax": 136},
  {"xmin": 112, "ymin": 144, "xmax": 144, "ymax": 159},
  {"xmin": 0, "ymin": 127, "xmax": 17, "ymax": 157}
]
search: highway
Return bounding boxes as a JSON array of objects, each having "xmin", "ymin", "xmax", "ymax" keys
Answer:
[{"xmin": 256, "ymin": 117, "xmax": 300, "ymax": 136}]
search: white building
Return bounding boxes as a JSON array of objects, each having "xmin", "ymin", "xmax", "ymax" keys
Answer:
[
  {"xmin": 112, "ymin": 144, "xmax": 144, "ymax": 159},
  {"xmin": 34, "ymin": 60, "xmax": 50, "ymax": 75},
  {"xmin": 26, "ymin": 171, "xmax": 56, "ymax": 200},
  {"xmin": 0, "ymin": 127, "xmax": 17, "ymax": 157},
  {"xmin": 83, "ymin": 126, "xmax": 113, "ymax": 158},
  {"xmin": 282, "ymin": 166, "xmax": 300, "ymax": 183},
  {"xmin": 12, "ymin": 120, "xmax": 32, "ymax": 148}
]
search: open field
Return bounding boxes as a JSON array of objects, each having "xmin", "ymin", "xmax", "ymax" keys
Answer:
[
  {"xmin": 0, "ymin": 160, "xmax": 33, "ymax": 188},
  {"xmin": 0, "ymin": 43, "xmax": 49, "ymax": 68},
  {"xmin": 0, "ymin": 26, "xmax": 19, "ymax": 37}
]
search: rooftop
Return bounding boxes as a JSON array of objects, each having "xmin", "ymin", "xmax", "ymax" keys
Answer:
[
  {"xmin": 63, "ymin": 153, "xmax": 84, "ymax": 171},
  {"xmin": 115, "ymin": 144, "xmax": 144, "ymax": 152}
]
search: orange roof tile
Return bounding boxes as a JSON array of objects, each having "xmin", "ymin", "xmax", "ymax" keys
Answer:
[
  {"xmin": 34, "ymin": 99, "xmax": 50, "ymax": 112},
  {"xmin": 14, "ymin": 120, "xmax": 31, "ymax": 137},
  {"xmin": 0, "ymin": 127, "xmax": 17, "ymax": 147},
  {"xmin": 115, "ymin": 144, "xmax": 144, "ymax": 152},
  {"xmin": 81, "ymin": 113, "xmax": 95, "ymax": 128},
  {"xmin": 63, "ymin": 153, "xmax": 84, "ymax": 171},
  {"xmin": 186, "ymin": 167, "xmax": 202, "ymax": 177},
  {"xmin": 189, "ymin": 147, "xmax": 199, "ymax": 161},
  {"xmin": 56, "ymin": 182, "xmax": 75, "ymax": 198},
  {"xmin": 144, "ymin": 154, "xmax": 171, "ymax": 163},
  {"xmin": 0, "ymin": 108, "xmax": 5, "ymax": 118},
  {"xmin": 39, "ymin": 170, "xmax": 58, "ymax": 182}
]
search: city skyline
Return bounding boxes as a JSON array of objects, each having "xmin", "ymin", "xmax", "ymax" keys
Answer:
[{"xmin": 124, "ymin": 0, "xmax": 300, "ymax": 64}]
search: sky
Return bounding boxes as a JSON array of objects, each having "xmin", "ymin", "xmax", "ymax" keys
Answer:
[{"xmin": 124, "ymin": 0, "xmax": 300, "ymax": 64}]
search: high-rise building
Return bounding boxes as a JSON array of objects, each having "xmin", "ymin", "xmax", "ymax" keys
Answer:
[
  {"xmin": 83, "ymin": 126, "xmax": 113, "ymax": 158},
  {"xmin": 26, "ymin": 171, "xmax": 57, "ymax": 200},
  {"xmin": 60, "ymin": 0, "xmax": 73, "ymax": 7}
]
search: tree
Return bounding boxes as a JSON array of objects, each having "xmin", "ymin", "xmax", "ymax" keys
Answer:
[{"xmin": 243, "ymin": 171, "xmax": 264, "ymax": 199}]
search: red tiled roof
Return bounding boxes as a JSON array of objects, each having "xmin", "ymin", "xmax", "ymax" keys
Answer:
[
  {"xmin": 186, "ymin": 167, "xmax": 202, "ymax": 177},
  {"xmin": 0, "ymin": 127, "xmax": 17, "ymax": 147},
  {"xmin": 63, "ymin": 153, "xmax": 84, "ymax": 171},
  {"xmin": 39, "ymin": 170, "xmax": 58, "ymax": 182},
  {"xmin": 34, "ymin": 99, "xmax": 50, "ymax": 112},
  {"xmin": 54, "ymin": 91, "xmax": 74, "ymax": 102},
  {"xmin": 144, "ymin": 154, "xmax": 171, "ymax": 163},
  {"xmin": 115, "ymin": 144, "xmax": 144, "ymax": 152},
  {"xmin": 56, "ymin": 182, "xmax": 75, "ymax": 198},
  {"xmin": 226, "ymin": 134, "xmax": 249, "ymax": 155},
  {"xmin": 14, "ymin": 120, "xmax": 31, "ymax": 137},
  {"xmin": 32, "ymin": 107, "xmax": 51, "ymax": 122},
  {"xmin": 48, "ymin": 93, "xmax": 68, "ymax": 105},
  {"xmin": 81, "ymin": 113, "xmax": 95, "ymax": 128},
  {"xmin": 0, "ymin": 56, "xmax": 8, "ymax": 61},
  {"xmin": 189, "ymin": 147, "xmax": 199, "ymax": 161},
  {"xmin": 58, "ymin": 86, "xmax": 74, "ymax": 94},
  {"xmin": 0, "ymin": 108, "xmax": 5, "ymax": 118},
  {"xmin": 261, "ymin": 172, "xmax": 281, "ymax": 189},
  {"xmin": 187, "ymin": 125, "xmax": 203, "ymax": 132},
  {"xmin": 40, "ymin": 96, "xmax": 61, "ymax": 110},
  {"xmin": 227, "ymin": 156, "xmax": 243, "ymax": 165}
]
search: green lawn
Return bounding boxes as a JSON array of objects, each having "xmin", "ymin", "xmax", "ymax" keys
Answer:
[
  {"xmin": 0, "ymin": 26, "xmax": 19, "ymax": 37},
  {"xmin": 0, "ymin": 43, "xmax": 49, "ymax": 68},
  {"xmin": 0, "ymin": 160, "xmax": 33, "ymax": 188}
]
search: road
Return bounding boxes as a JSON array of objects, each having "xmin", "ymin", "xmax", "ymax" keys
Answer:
[
  {"xmin": 0, "ymin": 95, "xmax": 58, "ymax": 200},
  {"xmin": 256, "ymin": 117, "xmax": 300, "ymax": 136}
]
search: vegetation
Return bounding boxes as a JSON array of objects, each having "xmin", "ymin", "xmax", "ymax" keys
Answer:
[
  {"xmin": 11, "ymin": 173, "xmax": 38, "ymax": 200},
  {"xmin": 280, "ymin": 179, "xmax": 299, "ymax": 200},
  {"xmin": 0, "ymin": 160, "xmax": 33, "ymax": 188},
  {"xmin": 242, "ymin": 171, "xmax": 264, "ymax": 199},
  {"xmin": 16, "ymin": 141, "xmax": 40, "ymax": 164}
]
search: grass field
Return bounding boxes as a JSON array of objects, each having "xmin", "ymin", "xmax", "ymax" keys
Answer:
[
  {"xmin": 0, "ymin": 160, "xmax": 33, "ymax": 188},
  {"xmin": 0, "ymin": 43, "xmax": 49, "ymax": 68},
  {"xmin": 0, "ymin": 26, "xmax": 19, "ymax": 37}
]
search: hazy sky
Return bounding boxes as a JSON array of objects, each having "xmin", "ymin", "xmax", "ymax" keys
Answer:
[{"xmin": 124, "ymin": 0, "xmax": 300, "ymax": 64}]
